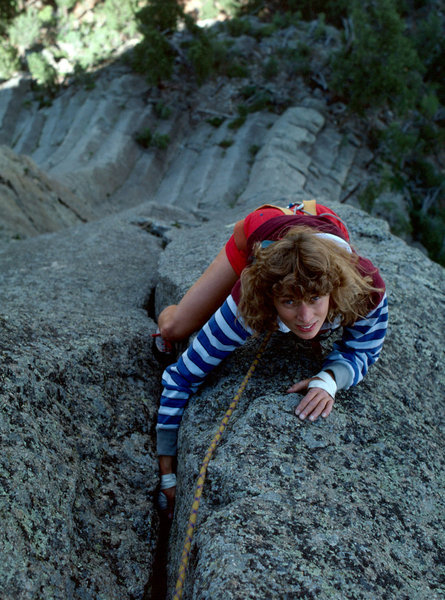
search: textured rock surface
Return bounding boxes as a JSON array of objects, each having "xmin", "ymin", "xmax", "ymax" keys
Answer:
[
  {"xmin": 0, "ymin": 20, "xmax": 444, "ymax": 600},
  {"xmin": 0, "ymin": 202, "xmax": 199, "ymax": 599},
  {"xmin": 158, "ymin": 203, "xmax": 445, "ymax": 600},
  {"xmin": 0, "ymin": 145, "xmax": 96, "ymax": 242},
  {"xmin": 0, "ymin": 20, "xmax": 370, "ymax": 242}
]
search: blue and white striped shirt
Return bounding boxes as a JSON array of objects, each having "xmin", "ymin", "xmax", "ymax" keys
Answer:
[{"xmin": 156, "ymin": 292, "xmax": 388, "ymax": 455}]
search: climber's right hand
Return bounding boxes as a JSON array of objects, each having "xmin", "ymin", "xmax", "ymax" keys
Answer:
[
  {"xmin": 158, "ymin": 455, "xmax": 177, "ymax": 520},
  {"xmin": 159, "ymin": 483, "xmax": 176, "ymax": 521}
]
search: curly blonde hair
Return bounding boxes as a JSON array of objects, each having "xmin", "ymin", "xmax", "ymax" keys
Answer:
[{"xmin": 238, "ymin": 226, "xmax": 381, "ymax": 333}]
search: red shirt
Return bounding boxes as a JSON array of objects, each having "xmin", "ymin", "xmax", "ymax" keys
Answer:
[
  {"xmin": 225, "ymin": 205, "xmax": 384, "ymax": 309},
  {"xmin": 225, "ymin": 205, "xmax": 350, "ymax": 276}
]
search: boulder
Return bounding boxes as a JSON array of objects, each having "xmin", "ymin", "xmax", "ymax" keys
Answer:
[
  {"xmin": 157, "ymin": 202, "xmax": 445, "ymax": 600},
  {"xmin": 0, "ymin": 145, "xmax": 96, "ymax": 242},
  {"xmin": 0, "ymin": 200, "xmax": 198, "ymax": 599}
]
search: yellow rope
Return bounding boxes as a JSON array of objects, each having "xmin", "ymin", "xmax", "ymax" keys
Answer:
[{"xmin": 172, "ymin": 332, "xmax": 272, "ymax": 600}]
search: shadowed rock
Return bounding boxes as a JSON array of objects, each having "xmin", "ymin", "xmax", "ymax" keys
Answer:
[
  {"xmin": 0, "ymin": 145, "xmax": 96, "ymax": 242},
  {"xmin": 0, "ymin": 202, "xmax": 198, "ymax": 599}
]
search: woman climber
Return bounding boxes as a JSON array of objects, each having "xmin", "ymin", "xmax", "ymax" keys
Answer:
[{"xmin": 154, "ymin": 202, "xmax": 388, "ymax": 518}]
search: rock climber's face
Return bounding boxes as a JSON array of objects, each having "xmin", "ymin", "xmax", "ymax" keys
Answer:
[{"xmin": 273, "ymin": 294, "xmax": 330, "ymax": 339}]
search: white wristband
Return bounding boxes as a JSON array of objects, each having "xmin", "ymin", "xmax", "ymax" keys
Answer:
[
  {"xmin": 161, "ymin": 473, "xmax": 177, "ymax": 489},
  {"xmin": 307, "ymin": 371, "xmax": 337, "ymax": 399},
  {"xmin": 158, "ymin": 491, "xmax": 168, "ymax": 511}
]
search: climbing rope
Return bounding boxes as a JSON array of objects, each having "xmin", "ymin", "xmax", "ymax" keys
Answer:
[{"xmin": 173, "ymin": 332, "xmax": 272, "ymax": 600}]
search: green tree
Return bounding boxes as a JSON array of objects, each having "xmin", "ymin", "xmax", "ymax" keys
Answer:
[
  {"xmin": 131, "ymin": 0, "xmax": 184, "ymax": 84},
  {"xmin": 138, "ymin": 0, "xmax": 183, "ymax": 31},
  {"xmin": 0, "ymin": 0, "xmax": 18, "ymax": 24},
  {"xmin": 235, "ymin": 0, "xmax": 348, "ymax": 26},
  {"xmin": 413, "ymin": 9, "xmax": 445, "ymax": 103},
  {"xmin": 0, "ymin": 42, "xmax": 19, "ymax": 80},
  {"xmin": 331, "ymin": 0, "xmax": 424, "ymax": 114}
]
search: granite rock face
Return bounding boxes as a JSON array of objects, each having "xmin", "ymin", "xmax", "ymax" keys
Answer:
[
  {"xmin": 0, "ymin": 51, "xmax": 370, "ymax": 242},
  {"xmin": 0, "ymin": 145, "xmax": 96, "ymax": 242},
  {"xmin": 0, "ymin": 43, "xmax": 444, "ymax": 600},
  {"xmin": 157, "ymin": 203, "xmax": 445, "ymax": 600},
  {"xmin": 0, "ymin": 202, "xmax": 198, "ymax": 599}
]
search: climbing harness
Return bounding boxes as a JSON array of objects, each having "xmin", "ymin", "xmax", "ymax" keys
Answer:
[
  {"xmin": 172, "ymin": 331, "xmax": 272, "ymax": 600},
  {"xmin": 287, "ymin": 201, "xmax": 350, "ymax": 239},
  {"xmin": 232, "ymin": 200, "xmax": 350, "ymax": 256}
]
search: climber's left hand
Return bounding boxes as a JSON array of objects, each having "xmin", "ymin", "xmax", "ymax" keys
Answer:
[{"xmin": 287, "ymin": 378, "xmax": 334, "ymax": 421}]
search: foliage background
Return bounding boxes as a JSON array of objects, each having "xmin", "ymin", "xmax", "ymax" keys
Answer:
[{"xmin": 0, "ymin": 0, "xmax": 443, "ymax": 264}]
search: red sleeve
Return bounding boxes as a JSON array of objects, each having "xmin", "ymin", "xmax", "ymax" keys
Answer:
[{"xmin": 225, "ymin": 208, "xmax": 283, "ymax": 276}]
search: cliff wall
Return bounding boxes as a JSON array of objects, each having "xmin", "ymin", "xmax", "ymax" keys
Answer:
[{"xmin": 0, "ymin": 49, "xmax": 443, "ymax": 600}]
